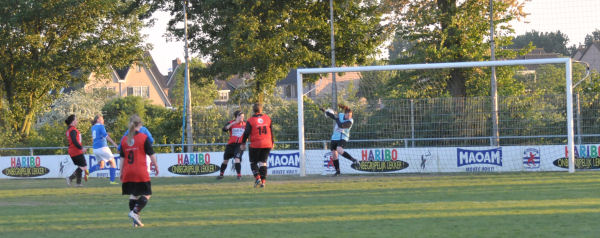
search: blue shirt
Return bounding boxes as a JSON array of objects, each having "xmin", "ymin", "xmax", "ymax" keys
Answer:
[
  {"xmin": 331, "ymin": 113, "xmax": 353, "ymax": 141},
  {"xmin": 118, "ymin": 126, "xmax": 154, "ymax": 151},
  {"xmin": 91, "ymin": 124, "xmax": 108, "ymax": 149}
]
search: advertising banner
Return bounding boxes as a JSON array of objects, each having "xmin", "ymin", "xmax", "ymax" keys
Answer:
[
  {"xmin": 0, "ymin": 155, "xmax": 78, "ymax": 179},
  {"xmin": 2, "ymin": 144, "xmax": 598, "ymax": 179}
]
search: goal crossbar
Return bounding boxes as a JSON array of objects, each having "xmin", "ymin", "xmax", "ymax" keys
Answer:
[{"xmin": 296, "ymin": 58, "xmax": 574, "ymax": 176}]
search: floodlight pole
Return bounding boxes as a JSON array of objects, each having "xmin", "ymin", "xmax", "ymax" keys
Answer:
[
  {"xmin": 489, "ymin": 0, "xmax": 499, "ymax": 146},
  {"xmin": 330, "ymin": 0, "xmax": 338, "ymax": 109},
  {"xmin": 183, "ymin": 0, "xmax": 193, "ymax": 152}
]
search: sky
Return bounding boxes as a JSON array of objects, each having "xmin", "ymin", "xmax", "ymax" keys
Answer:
[{"xmin": 143, "ymin": 0, "xmax": 600, "ymax": 75}]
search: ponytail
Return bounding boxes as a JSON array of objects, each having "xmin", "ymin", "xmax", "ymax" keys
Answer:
[
  {"xmin": 127, "ymin": 114, "xmax": 142, "ymax": 146},
  {"xmin": 65, "ymin": 114, "xmax": 76, "ymax": 126},
  {"xmin": 92, "ymin": 115, "xmax": 101, "ymax": 124},
  {"xmin": 338, "ymin": 104, "xmax": 351, "ymax": 113}
]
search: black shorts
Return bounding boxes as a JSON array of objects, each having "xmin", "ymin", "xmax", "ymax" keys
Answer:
[
  {"xmin": 224, "ymin": 143, "xmax": 244, "ymax": 161},
  {"xmin": 70, "ymin": 154, "xmax": 87, "ymax": 167},
  {"xmin": 122, "ymin": 181, "xmax": 152, "ymax": 196},
  {"xmin": 249, "ymin": 148, "xmax": 271, "ymax": 164},
  {"xmin": 330, "ymin": 140, "xmax": 347, "ymax": 151}
]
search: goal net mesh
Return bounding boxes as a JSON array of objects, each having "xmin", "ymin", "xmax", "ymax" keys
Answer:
[{"xmin": 295, "ymin": 59, "xmax": 596, "ymax": 175}]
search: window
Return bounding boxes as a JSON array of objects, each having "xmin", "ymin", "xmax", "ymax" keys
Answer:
[
  {"xmin": 285, "ymin": 85, "xmax": 296, "ymax": 98},
  {"xmin": 127, "ymin": 86, "xmax": 150, "ymax": 98},
  {"xmin": 218, "ymin": 90, "xmax": 229, "ymax": 101},
  {"xmin": 92, "ymin": 87, "xmax": 116, "ymax": 98}
]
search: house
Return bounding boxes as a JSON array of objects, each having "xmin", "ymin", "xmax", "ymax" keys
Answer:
[
  {"xmin": 164, "ymin": 60, "xmax": 247, "ymax": 105},
  {"xmin": 213, "ymin": 75, "xmax": 246, "ymax": 105},
  {"xmin": 572, "ymin": 42, "xmax": 600, "ymax": 73},
  {"xmin": 85, "ymin": 52, "xmax": 172, "ymax": 107},
  {"xmin": 516, "ymin": 48, "xmax": 562, "ymax": 70},
  {"xmin": 85, "ymin": 52, "xmax": 249, "ymax": 107},
  {"xmin": 277, "ymin": 68, "xmax": 362, "ymax": 100}
]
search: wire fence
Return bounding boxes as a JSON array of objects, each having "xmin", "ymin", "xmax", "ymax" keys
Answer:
[{"xmin": 3, "ymin": 92, "xmax": 600, "ymax": 156}]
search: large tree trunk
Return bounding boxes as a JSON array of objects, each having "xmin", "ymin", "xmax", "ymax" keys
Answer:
[
  {"xmin": 438, "ymin": 0, "xmax": 467, "ymax": 97},
  {"xmin": 447, "ymin": 69, "xmax": 467, "ymax": 97}
]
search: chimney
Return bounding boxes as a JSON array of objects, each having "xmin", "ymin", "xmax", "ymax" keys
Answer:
[{"xmin": 172, "ymin": 58, "xmax": 182, "ymax": 73}]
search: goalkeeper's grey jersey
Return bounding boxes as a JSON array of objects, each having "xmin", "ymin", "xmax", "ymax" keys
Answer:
[{"xmin": 331, "ymin": 113, "xmax": 353, "ymax": 141}]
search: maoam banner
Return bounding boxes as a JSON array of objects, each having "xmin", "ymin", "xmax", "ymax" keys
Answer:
[{"xmin": 154, "ymin": 150, "xmax": 300, "ymax": 177}]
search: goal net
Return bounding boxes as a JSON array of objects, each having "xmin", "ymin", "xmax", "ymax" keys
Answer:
[{"xmin": 295, "ymin": 58, "xmax": 577, "ymax": 176}]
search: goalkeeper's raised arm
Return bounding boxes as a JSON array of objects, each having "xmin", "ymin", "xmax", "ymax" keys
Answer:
[
  {"xmin": 320, "ymin": 107, "xmax": 338, "ymax": 120},
  {"xmin": 320, "ymin": 107, "xmax": 350, "ymax": 128}
]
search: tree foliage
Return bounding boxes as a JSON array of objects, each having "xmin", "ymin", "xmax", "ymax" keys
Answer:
[
  {"xmin": 0, "ymin": 0, "xmax": 150, "ymax": 140},
  {"xmin": 35, "ymin": 89, "xmax": 115, "ymax": 129},
  {"xmin": 168, "ymin": 58, "xmax": 217, "ymax": 108},
  {"xmin": 511, "ymin": 30, "xmax": 570, "ymax": 56},
  {"xmin": 387, "ymin": 0, "xmax": 530, "ymax": 98},
  {"xmin": 584, "ymin": 29, "xmax": 600, "ymax": 47},
  {"xmin": 159, "ymin": 0, "xmax": 388, "ymax": 103},
  {"xmin": 102, "ymin": 96, "xmax": 182, "ymax": 151}
]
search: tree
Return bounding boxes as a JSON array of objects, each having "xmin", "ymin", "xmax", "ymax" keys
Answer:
[
  {"xmin": 511, "ymin": 30, "xmax": 570, "ymax": 56},
  {"xmin": 168, "ymin": 58, "xmax": 217, "ymax": 108},
  {"xmin": 358, "ymin": 60, "xmax": 397, "ymax": 101},
  {"xmin": 160, "ymin": 0, "xmax": 388, "ymax": 103},
  {"xmin": 0, "ymin": 0, "xmax": 150, "ymax": 140},
  {"xmin": 584, "ymin": 29, "xmax": 600, "ymax": 47},
  {"xmin": 99, "ymin": 96, "xmax": 182, "ymax": 152},
  {"xmin": 388, "ymin": 0, "xmax": 529, "ymax": 97},
  {"xmin": 35, "ymin": 89, "xmax": 115, "ymax": 129}
]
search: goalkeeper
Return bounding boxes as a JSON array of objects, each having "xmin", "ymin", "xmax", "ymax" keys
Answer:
[{"xmin": 320, "ymin": 104, "xmax": 360, "ymax": 176}]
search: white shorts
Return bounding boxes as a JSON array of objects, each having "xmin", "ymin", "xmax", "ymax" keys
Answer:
[
  {"xmin": 146, "ymin": 155, "xmax": 151, "ymax": 173},
  {"xmin": 93, "ymin": 147, "xmax": 115, "ymax": 162}
]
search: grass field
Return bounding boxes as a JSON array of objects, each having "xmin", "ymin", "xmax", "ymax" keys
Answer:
[{"xmin": 1, "ymin": 172, "xmax": 600, "ymax": 238}]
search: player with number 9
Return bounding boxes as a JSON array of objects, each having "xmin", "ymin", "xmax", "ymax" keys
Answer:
[{"xmin": 119, "ymin": 114, "xmax": 158, "ymax": 227}]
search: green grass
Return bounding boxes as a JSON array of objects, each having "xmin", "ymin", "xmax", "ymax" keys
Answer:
[{"xmin": 1, "ymin": 172, "xmax": 600, "ymax": 238}]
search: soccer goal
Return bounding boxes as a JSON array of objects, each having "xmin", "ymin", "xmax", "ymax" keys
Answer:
[{"xmin": 295, "ymin": 58, "xmax": 575, "ymax": 176}]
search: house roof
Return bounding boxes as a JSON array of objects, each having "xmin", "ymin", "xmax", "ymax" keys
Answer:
[
  {"xmin": 517, "ymin": 48, "xmax": 561, "ymax": 60},
  {"xmin": 144, "ymin": 52, "xmax": 168, "ymax": 89},
  {"xmin": 108, "ymin": 52, "xmax": 172, "ymax": 107},
  {"xmin": 214, "ymin": 79, "xmax": 229, "ymax": 90},
  {"xmin": 114, "ymin": 67, "xmax": 129, "ymax": 80},
  {"xmin": 277, "ymin": 68, "xmax": 298, "ymax": 86},
  {"xmin": 165, "ymin": 63, "xmax": 181, "ymax": 88},
  {"xmin": 165, "ymin": 64, "xmax": 245, "ymax": 92},
  {"xmin": 575, "ymin": 42, "xmax": 600, "ymax": 61},
  {"xmin": 226, "ymin": 74, "xmax": 246, "ymax": 89},
  {"xmin": 277, "ymin": 68, "xmax": 361, "ymax": 87}
]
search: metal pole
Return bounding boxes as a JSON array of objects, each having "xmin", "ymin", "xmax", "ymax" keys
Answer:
[
  {"xmin": 297, "ymin": 72, "xmax": 306, "ymax": 177},
  {"xmin": 565, "ymin": 59, "xmax": 575, "ymax": 173},
  {"xmin": 410, "ymin": 99, "xmax": 415, "ymax": 147},
  {"xmin": 489, "ymin": 0, "xmax": 499, "ymax": 146},
  {"xmin": 330, "ymin": 0, "xmax": 337, "ymax": 109},
  {"xmin": 184, "ymin": 0, "xmax": 193, "ymax": 152},
  {"xmin": 576, "ymin": 92, "xmax": 582, "ymax": 145}
]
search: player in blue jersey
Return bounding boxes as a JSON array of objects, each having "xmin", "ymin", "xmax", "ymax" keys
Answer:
[
  {"xmin": 91, "ymin": 115, "xmax": 119, "ymax": 184},
  {"xmin": 320, "ymin": 104, "xmax": 359, "ymax": 176},
  {"xmin": 119, "ymin": 126, "xmax": 155, "ymax": 149}
]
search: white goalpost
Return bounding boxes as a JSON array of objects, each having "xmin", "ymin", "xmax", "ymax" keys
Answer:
[{"xmin": 296, "ymin": 58, "xmax": 574, "ymax": 176}]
